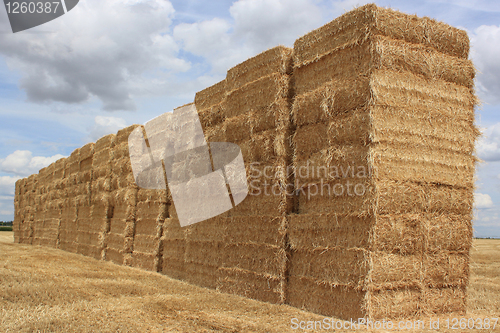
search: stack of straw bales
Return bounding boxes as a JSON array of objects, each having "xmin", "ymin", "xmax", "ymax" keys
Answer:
[
  {"xmin": 105, "ymin": 125, "xmax": 140, "ymax": 265},
  {"xmin": 288, "ymin": 4, "xmax": 478, "ymax": 319},
  {"xmin": 91, "ymin": 133, "xmax": 116, "ymax": 260},
  {"xmin": 130, "ymin": 188, "xmax": 168, "ymax": 271},
  {"xmin": 74, "ymin": 143, "xmax": 100, "ymax": 259},
  {"xmin": 12, "ymin": 4, "xmax": 478, "ymax": 321},
  {"xmin": 58, "ymin": 149, "xmax": 80, "ymax": 253},
  {"xmin": 183, "ymin": 46, "xmax": 293, "ymax": 302}
]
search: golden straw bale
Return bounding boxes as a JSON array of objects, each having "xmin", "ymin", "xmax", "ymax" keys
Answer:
[
  {"xmin": 195, "ymin": 79, "xmax": 226, "ymax": 110},
  {"xmin": 294, "ymin": 4, "xmax": 469, "ymax": 68},
  {"xmin": 225, "ymin": 73, "xmax": 289, "ymax": 119},
  {"xmin": 217, "ymin": 267, "xmax": 283, "ymax": 304},
  {"xmin": 226, "ymin": 46, "xmax": 293, "ymax": 91}
]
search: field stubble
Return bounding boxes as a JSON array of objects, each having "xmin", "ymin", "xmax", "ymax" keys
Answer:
[{"xmin": 0, "ymin": 232, "xmax": 498, "ymax": 332}]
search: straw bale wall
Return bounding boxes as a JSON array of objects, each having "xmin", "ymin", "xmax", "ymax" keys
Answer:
[{"xmin": 13, "ymin": 4, "xmax": 478, "ymax": 320}]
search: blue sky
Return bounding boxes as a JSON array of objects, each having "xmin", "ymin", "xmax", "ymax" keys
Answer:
[{"xmin": 0, "ymin": 0, "xmax": 499, "ymax": 237}]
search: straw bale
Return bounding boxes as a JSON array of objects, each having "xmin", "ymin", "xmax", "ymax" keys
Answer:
[
  {"xmin": 135, "ymin": 217, "xmax": 159, "ymax": 237},
  {"xmin": 77, "ymin": 219, "xmax": 104, "ymax": 234},
  {"xmin": 289, "ymin": 248, "xmax": 369, "ymax": 286},
  {"xmin": 292, "ymin": 77, "xmax": 370, "ymax": 127},
  {"xmin": 53, "ymin": 158, "xmax": 66, "ymax": 179},
  {"xmin": 184, "ymin": 262, "xmax": 219, "ymax": 289},
  {"xmin": 109, "ymin": 214, "xmax": 128, "ymax": 235},
  {"xmin": 130, "ymin": 252, "xmax": 157, "ymax": 271},
  {"xmin": 376, "ymin": 180, "xmax": 473, "ymax": 215},
  {"xmin": 95, "ymin": 133, "xmax": 116, "ymax": 152},
  {"xmin": 116, "ymin": 125, "xmax": 140, "ymax": 145},
  {"xmin": 297, "ymin": 178, "xmax": 375, "ymax": 215},
  {"xmin": 251, "ymin": 128, "xmax": 286, "ymax": 162},
  {"xmin": 250, "ymin": 100, "xmax": 290, "ymax": 133},
  {"xmin": 162, "ymin": 218, "xmax": 184, "ymax": 239},
  {"xmin": 293, "ymin": 4, "xmax": 469, "ymax": 68},
  {"xmin": 217, "ymin": 267, "xmax": 283, "ymax": 304},
  {"xmin": 371, "ymin": 214, "xmax": 423, "ymax": 255},
  {"xmin": 162, "ymin": 238, "xmax": 185, "ymax": 260},
  {"xmin": 423, "ymin": 287, "xmax": 466, "ymax": 315},
  {"xmin": 227, "ymin": 46, "xmax": 293, "ymax": 91},
  {"xmin": 371, "ymin": 70, "xmax": 476, "ymax": 117},
  {"xmin": 112, "ymin": 142, "xmax": 131, "ymax": 160},
  {"xmin": 425, "ymin": 213, "xmax": 472, "ymax": 252},
  {"xmin": 424, "ymin": 252, "xmax": 469, "ymax": 288},
  {"xmin": 368, "ymin": 251, "xmax": 422, "ymax": 289},
  {"xmin": 294, "ymin": 42, "xmax": 372, "ymax": 96},
  {"xmin": 133, "ymin": 234, "xmax": 156, "ymax": 254},
  {"xmin": 76, "ymin": 244, "xmax": 101, "ymax": 259},
  {"xmin": 225, "ymin": 216, "xmax": 285, "ymax": 246},
  {"xmin": 222, "ymin": 243, "xmax": 285, "ymax": 276},
  {"xmin": 225, "ymin": 74, "xmax": 289, "ymax": 119},
  {"xmin": 185, "ymin": 240, "xmax": 222, "ymax": 266},
  {"xmin": 293, "ymin": 145, "xmax": 371, "ymax": 185},
  {"xmin": 372, "ymin": 144, "xmax": 475, "ymax": 187},
  {"xmin": 161, "ymin": 257, "xmax": 185, "ymax": 280},
  {"xmin": 194, "ymin": 79, "xmax": 226, "ymax": 110},
  {"xmin": 224, "ymin": 115, "xmax": 251, "ymax": 143},
  {"xmin": 368, "ymin": 288, "xmax": 421, "ymax": 320},
  {"xmin": 204, "ymin": 122, "xmax": 226, "ymax": 142},
  {"xmin": 229, "ymin": 192, "xmax": 285, "ymax": 217},
  {"xmin": 184, "ymin": 216, "xmax": 227, "ymax": 242},
  {"xmin": 93, "ymin": 148, "xmax": 113, "ymax": 168},
  {"xmin": 106, "ymin": 232, "xmax": 124, "ymax": 251},
  {"xmin": 198, "ymin": 102, "xmax": 225, "ymax": 130},
  {"xmin": 59, "ymin": 240, "xmax": 78, "ymax": 253},
  {"xmin": 105, "ymin": 248, "xmax": 124, "ymax": 265},
  {"xmin": 137, "ymin": 189, "xmax": 167, "ymax": 203},
  {"xmin": 80, "ymin": 142, "xmax": 94, "ymax": 160},
  {"xmin": 76, "ymin": 231, "xmax": 101, "ymax": 247},
  {"xmin": 289, "ymin": 213, "xmax": 372, "ymax": 250},
  {"xmin": 371, "ymin": 105, "xmax": 477, "ymax": 153},
  {"xmin": 293, "ymin": 123, "xmax": 328, "ymax": 159},
  {"xmin": 371, "ymin": 35, "xmax": 474, "ymax": 88},
  {"xmin": 287, "ymin": 276, "xmax": 364, "ymax": 319}
]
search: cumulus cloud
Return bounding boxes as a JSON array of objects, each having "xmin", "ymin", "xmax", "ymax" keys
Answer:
[
  {"xmin": 475, "ymin": 192, "xmax": 494, "ymax": 209},
  {"xmin": 174, "ymin": 0, "xmax": 323, "ymax": 74},
  {"xmin": 0, "ymin": 176, "xmax": 21, "ymax": 196},
  {"xmin": 88, "ymin": 116, "xmax": 127, "ymax": 142},
  {"xmin": 0, "ymin": 150, "xmax": 65, "ymax": 177},
  {"xmin": 477, "ymin": 123, "xmax": 500, "ymax": 161},
  {"xmin": 470, "ymin": 25, "xmax": 500, "ymax": 105},
  {"xmin": 0, "ymin": 0, "xmax": 189, "ymax": 111}
]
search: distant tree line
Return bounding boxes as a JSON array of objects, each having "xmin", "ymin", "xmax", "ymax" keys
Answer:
[{"xmin": 0, "ymin": 221, "xmax": 13, "ymax": 226}]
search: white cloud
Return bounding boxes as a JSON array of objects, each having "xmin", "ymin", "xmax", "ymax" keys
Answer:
[
  {"xmin": 475, "ymin": 192, "xmax": 494, "ymax": 209},
  {"xmin": 470, "ymin": 25, "xmax": 500, "ymax": 105},
  {"xmin": 0, "ymin": 176, "xmax": 21, "ymax": 196},
  {"xmin": 0, "ymin": 151, "xmax": 65, "ymax": 177},
  {"xmin": 174, "ymin": 0, "xmax": 323, "ymax": 74},
  {"xmin": 477, "ymin": 123, "xmax": 500, "ymax": 161},
  {"xmin": 88, "ymin": 116, "xmax": 127, "ymax": 142},
  {"xmin": 230, "ymin": 0, "xmax": 323, "ymax": 49},
  {"xmin": 0, "ymin": 0, "xmax": 189, "ymax": 111}
]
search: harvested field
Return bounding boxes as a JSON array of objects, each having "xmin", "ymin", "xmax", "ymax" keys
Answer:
[{"xmin": 0, "ymin": 235, "xmax": 498, "ymax": 332}]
